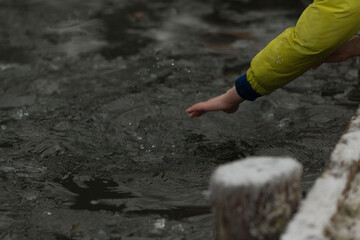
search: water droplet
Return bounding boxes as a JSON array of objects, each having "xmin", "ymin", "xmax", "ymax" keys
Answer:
[
  {"xmin": 137, "ymin": 136, "xmax": 143, "ymax": 140},
  {"xmin": 152, "ymin": 145, "xmax": 155, "ymax": 148},
  {"xmin": 44, "ymin": 211, "xmax": 52, "ymax": 216},
  {"xmin": 90, "ymin": 200, "xmax": 99, "ymax": 205},
  {"xmin": 140, "ymin": 144, "xmax": 145, "ymax": 150},
  {"xmin": 129, "ymin": 122, "xmax": 132, "ymax": 125},
  {"xmin": 171, "ymin": 63, "xmax": 175, "ymax": 66}
]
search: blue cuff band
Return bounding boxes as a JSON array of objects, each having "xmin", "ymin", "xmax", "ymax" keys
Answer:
[{"xmin": 235, "ymin": 73, "xmax": 262, "ymax": 101}]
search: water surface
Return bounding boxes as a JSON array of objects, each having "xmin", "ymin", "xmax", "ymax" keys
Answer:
[{"xmin": 0, "ymin": 0, "xmax": 358, "ymax": 239}]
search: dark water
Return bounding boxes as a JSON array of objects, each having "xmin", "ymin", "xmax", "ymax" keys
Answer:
[{"xmin": 0, "ymin": 0, "xmax": 359, "ymax": 239}]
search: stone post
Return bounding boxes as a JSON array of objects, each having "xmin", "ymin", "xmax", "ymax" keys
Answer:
[{"xmin": 210, "ymin": 157, "xmax": 302, "ymax": 240}]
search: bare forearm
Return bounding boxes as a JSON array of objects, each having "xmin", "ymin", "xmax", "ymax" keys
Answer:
[
  {"xmin": 185, "ymin": 86, "xmax": 244, "ymax": 118},
  {"xmin": 223, "ymin": 87, "xmax": 244, "ymax": 105}
]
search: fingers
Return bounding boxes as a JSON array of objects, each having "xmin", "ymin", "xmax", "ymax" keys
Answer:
[
  {"xmin": 185, "ymin": 105, "xmax": 206, "ymax": 118},
  {"xmin": 185, "ymin": 102, "xmax": 206, "ymax": 114},
  {"xmin": 185, "ymin": 102, "xmax": 209, "ymax": 118},
  {"xmin": 185, "ymin": 97, "xmax": 238, "ymax": 118},
  {"xmin": 188, "ymin": 111, "xmax": 206, "ymax": 118}
]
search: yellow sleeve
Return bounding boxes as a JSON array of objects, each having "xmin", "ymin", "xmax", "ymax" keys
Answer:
[{"xmin": 247, "ymin": 0, "xmax": 360, "ymax": 95}]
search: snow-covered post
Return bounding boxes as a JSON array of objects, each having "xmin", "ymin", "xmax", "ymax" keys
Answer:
[
  {"xmin": 281, "ymin": 105, "xmax": 360, "ymax": 240},
  {"xmin": 210, "ymin": 157, "xmax": 302, "ymax": 240}
]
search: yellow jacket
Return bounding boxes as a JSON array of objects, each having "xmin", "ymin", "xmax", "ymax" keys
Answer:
[{"xmin": 246, "ymin": 0, "xmax": 360, "ymax": 96}]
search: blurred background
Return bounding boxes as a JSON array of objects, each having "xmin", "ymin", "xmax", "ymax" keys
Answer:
[{"xmin": 0, "ymin": 0, "xmax": 359, "ymax": 239}]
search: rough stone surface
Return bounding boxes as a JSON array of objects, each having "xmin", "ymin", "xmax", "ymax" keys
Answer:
[{"xmin": 211, "ymin": 157, "xmax": 302, "ymax": 240}]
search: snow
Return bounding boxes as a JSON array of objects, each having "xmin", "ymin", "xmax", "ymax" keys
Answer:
[
  {"xmin": 282, "ymin": 106, "xmax": 360, "ymax": 239},
  {"xmin": 330, "ymin": 108, "xmax": 360, "ymax": 166},
  {"xmin": 210, "ymin": 156, "xmax": 302, "ymax": 187},
  {"xmin": 281, "ymin": 172, "xmax": 348, "ymax": 240},
  {"xmin": 331, "ymin": 131, "xmax": 360, "ymax": 165}
]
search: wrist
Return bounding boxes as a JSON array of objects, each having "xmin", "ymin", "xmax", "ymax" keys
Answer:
[{"xmin": 235, "ymin": 73, "xmax": 263, "ymax": 101}]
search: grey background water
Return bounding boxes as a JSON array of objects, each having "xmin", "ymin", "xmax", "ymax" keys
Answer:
[{"xmin": 0, "ymin": 0, "xmax": 359, "ymax": 239}]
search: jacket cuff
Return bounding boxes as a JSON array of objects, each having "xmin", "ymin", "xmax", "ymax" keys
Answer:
[{"xmin": 235, "ymin": 73, "xmax": 262, "ymax": 101}]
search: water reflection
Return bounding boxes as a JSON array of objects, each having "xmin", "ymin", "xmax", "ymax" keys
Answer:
[{"xmin": 51, "ymin": 175, "xmax": 211, "ymax": 219}]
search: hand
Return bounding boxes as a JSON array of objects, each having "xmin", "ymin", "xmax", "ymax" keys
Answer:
[
  {"xmin": 185, "ymin": 87, "xmax": 244, "ymax": 118},
  {"xmin": 313, "ymin": 35, "xmax": 360, "ymax": 69}
]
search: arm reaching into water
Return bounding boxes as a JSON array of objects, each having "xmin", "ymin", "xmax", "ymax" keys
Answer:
[
  {"xmin": 185, "ymin": 87, "xmax": 244, "ymax": 118},
  {"xmin": 186, "ymin": 0, "xmax": 360, "ymax": 118}
]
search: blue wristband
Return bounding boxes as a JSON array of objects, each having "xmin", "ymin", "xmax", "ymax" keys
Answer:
[{"xmin": 235, "ymin": 73, "xmax": 262, "ymax": 101}]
